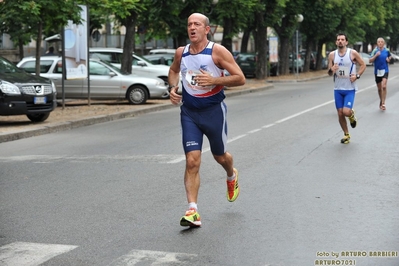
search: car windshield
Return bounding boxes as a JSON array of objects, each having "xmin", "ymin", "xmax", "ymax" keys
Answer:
[
  {"xmin": 134, "ymin": 54, "xmax": 153, "ymax": 65},
  {"xmin": 95, "ymin": 59, "xmax": 127, "ymax": 74},
  {"xmin": 0, "ymin": 57, "xmax": 25, "ymax": 74},
  {"xmin": 95, "ymin": 58, "xmax": 143, "ymax": 76}
]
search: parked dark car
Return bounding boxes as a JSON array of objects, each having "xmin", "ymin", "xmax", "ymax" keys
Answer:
[
  {"xmin": 235, "ymin": 53, "xmax": 278, "ymax": 77},
  {"xmin": 0, "ymin": 56, "xmax": 57, "ymax": 122}
]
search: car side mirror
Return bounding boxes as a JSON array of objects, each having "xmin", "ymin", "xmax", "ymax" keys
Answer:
[
  {"xmin": 137, "ymin": 61, "xmax": 147, "ymax": 67},
  {"xmin": 109, "ymin": 72, "xmax": 117, "ymax": 77}
]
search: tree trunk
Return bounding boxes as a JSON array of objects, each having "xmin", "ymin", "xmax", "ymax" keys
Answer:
[
  {"xmin": 221, "ymin": 17, "xmax": 232, "ymax": 52},
  {"xmin": 18, "ymin": 38, "xmax": 24, "ymax": 60},
  {"xmin": 254, "ymin": 12, "xmax": 266, "ymax": 79},
  {"xmin": 177, "ymin": 35, "xmax": 187, "ymax": 47},
  {"xmin": 303, "ymin": 41, "xmax": 313, "ymax": 72},
  {"xmin": 240, "ymin": 29, "xmax": 251, "ymax": 53},
  {"xmin": 121, "ymin": 13, "xmax": 137, "ymax": 74},
  {"xmin": 35, "ymin": 21, "xmax": 43, "ymax": 76},
  {"xmin": 278, "ymin": 37, "xmax": 291, "ymax": 75}
]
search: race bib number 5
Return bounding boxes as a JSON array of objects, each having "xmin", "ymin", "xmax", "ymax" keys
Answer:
[
  {"xmin": 186, "ymin": 70, "xmax": 201, "ymax": 86},
  {"xmin": 185, "ymin": 69, "xmax": 213, "ymax": 90}
]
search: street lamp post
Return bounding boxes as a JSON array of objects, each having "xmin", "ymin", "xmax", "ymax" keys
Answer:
[{"xmin": 295, "ymin": 14, "xmax": 303, "ymax": 77}]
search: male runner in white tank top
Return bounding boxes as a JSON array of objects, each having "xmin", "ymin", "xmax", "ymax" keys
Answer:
[
  {"xmin": 328, "ymin": 33, "xmax": 366, "ymax": 144},
  {"xmin": 168, "ymin": 13, "xmax": 245, "ymax": 227}
]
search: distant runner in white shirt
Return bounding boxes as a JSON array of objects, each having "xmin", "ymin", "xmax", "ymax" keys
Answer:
[{"xmin": 328, "ymin": 33, "xmax": 366, "ymax": 144}]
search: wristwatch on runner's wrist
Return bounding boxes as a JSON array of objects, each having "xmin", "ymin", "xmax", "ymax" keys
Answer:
[
  {"xmin": 356, "ymin": 74, "xmax": 360, "ymax": 79},
  {"xmin": 168, "ymin": 85, "xmax": 176, "ymax": 92}
]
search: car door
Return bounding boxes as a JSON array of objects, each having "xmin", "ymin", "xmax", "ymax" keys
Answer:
[
  {"xmin": 17, "ymin": 58, "xmax": 83, "ymax": 98},
  {"xmin": 53, "ymin": 60, "xmax": 84, "ymax": 98},
  {"xmin": 83, "ymin": 61, "xmax": 122, "ymax": 98}
]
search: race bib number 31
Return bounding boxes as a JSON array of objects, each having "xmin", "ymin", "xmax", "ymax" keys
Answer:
[{"xmin": 337, "ymin": 66, "xmax": 350, "ymax": 77}]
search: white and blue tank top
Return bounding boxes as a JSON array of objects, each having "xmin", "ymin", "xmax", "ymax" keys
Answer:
[
  {"xmin": 180, "ymin": 41, "xmax": 226, "ymax": 109},
  {"xmin": 333, "ymin": 48, "xmax": 358, "ymax": 91}
]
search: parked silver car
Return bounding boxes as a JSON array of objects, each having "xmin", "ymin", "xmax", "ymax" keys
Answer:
[
  {"xmin": 89, "ymin": 47, "xmax": 182, "ymax": 92},
  {"xmin": 17, "ymin": 56, "xmax": 168, "ymax": 105},
  {"xmin": 360, "ymin": 52, "xmax": 373, "ymax": 66}
]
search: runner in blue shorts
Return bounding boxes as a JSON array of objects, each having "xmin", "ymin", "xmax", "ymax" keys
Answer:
[
  {"xmin": 181, "ymin": 102, "xmax": 227, "ymax": 155},
  {"xmin": 334, "ymin": 90, "xmax": 356, "ymax": 110},
  {"xmin": 328, "ymin": 33, "xmax": 366, "ymax": 144},
  {"xmin": 168, "ymin": 13, "xmax": 246, "ymax": 227}
]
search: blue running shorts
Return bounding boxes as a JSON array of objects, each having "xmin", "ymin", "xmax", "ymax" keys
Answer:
[
  {"xmin": 180, "ymin": 102, "xmax": 228, "ymax": 155},
  {"xmin": 334, "ymin": 89, "xmax": 356, "ymax": 109}
]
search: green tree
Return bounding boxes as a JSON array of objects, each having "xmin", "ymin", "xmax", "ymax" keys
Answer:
[
  {"xmin": 216, "ymin": 0, "xmax": 258, "ymax": 53},
  {"xmin": 0, "ymin": 0, "xmax": 83, "ymax": 75},
  {"xmin": 0, "ymin": 1, "xmax": 34, "ymax": 59},
  {"xmin": 100, "ymin": 0, "xmax": 142, "ymax": 73},
  {"xmin": 272, "ymin": 0, "xmax": 305, "ymax": 75}
]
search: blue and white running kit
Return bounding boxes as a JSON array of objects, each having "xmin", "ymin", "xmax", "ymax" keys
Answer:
[
  {"xmin": 370, "ymin": 47, "xmax": 390, "ymax": 83},
  {"xmin": 332, "ymin": 48, "xmax": 358, "ymax": 109},
  {"xmin": 179, "ymin": 41, "xmax": 228, "ymax": 155}
]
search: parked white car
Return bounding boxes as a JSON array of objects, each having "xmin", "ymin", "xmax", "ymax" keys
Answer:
[
  {"xmin": 148, "ymin": 48, "xmax": 176, "ymax": 54},
  {"xmin": 17, "ymin": 56, "xmax": 168, "ymax": 105},
  {"xmin": 360, "ymin": 52, "xmax": 373, "ymax": 66},
  {"xmin": 89, "ymin": 47, "xmax": 181, "ymax": 92}
]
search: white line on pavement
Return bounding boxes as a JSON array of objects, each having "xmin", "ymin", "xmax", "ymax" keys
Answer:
[
  {"xmin": 166, "ymin": 80, "xmax": 387, "ymax": 164},
  {"xmin": 0, "ymin": 242, "xmax": 78, "ymax": 266}
]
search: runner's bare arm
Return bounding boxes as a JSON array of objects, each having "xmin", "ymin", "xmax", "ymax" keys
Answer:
[{"xmin": 168, "ymin": 47, "xmax": 184, "ymax": 104}]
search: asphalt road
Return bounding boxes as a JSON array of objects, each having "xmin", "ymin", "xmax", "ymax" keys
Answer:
[{"xmin": 0, "ymin": 65, "xmax": 398, "ymax": 266}]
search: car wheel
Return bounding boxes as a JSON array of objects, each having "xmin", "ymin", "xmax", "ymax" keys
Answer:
[
  {"xmin": 127, "ymin": 85, "xmax": 148, "ymax": 105},
  {"xmin": 26, "ymin": 113, "xmax": 50, "ymax": 122}
]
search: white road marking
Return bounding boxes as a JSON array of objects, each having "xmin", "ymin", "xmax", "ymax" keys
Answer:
[
  {"xmin": 166, "ymin": 81, "xmax": 381, "ymax": 164},
  {"xmin": 0, "ymin": 154, "xmax": 183, "ymax": 163},
  {"xmin": 108, "ymin": 249, "xmax": 197, "ymax": 266},
  {"xmin": 0, "ymin": 242, "xmax": 78, "ymax": 266},
  {"xmin": 1, "ymin": 79, "xmax": 395, "ymax": 166}
]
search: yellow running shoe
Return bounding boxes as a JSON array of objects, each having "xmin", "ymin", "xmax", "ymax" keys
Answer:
[
  {"xmin": 340, "ymin": 133, "xmax": 350, "ymax": 144},
  {"xmin": 349, "ymin": 109, "xmax": 357, "ymax": 128},
  {"xmin": 226, "ymin": 168, "xmax": 240, "ymax": 202},
  {"xmin": 180, "ymin": 208, "xmax": 201, "ymax": 227}
]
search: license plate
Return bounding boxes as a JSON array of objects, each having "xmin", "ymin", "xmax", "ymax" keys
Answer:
[{"xmin": 34, "ymin": 97, "xmax": 47, "ymax": 104}]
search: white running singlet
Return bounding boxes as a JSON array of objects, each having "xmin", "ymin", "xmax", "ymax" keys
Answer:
[
  {"xmin": 332, "ymin": 48, "xmax": 358, "ymax": 91},
  {"xmin": 180, "ymin": 41, "xmax": 226, "ymax": 109}
]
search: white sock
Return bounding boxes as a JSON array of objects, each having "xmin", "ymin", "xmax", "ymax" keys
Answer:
[
  {"xmin": 188, "ymin": 202, "xmax": 197, "ymax": 211},
  {"xmin": 227, "ymin": 172, "xmax": 236, "ymax": 182}
]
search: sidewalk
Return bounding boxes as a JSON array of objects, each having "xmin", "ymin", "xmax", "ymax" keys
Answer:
[{"xmin": 0, "ymin": 70, "xmax": 328, "ymax": 143}]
